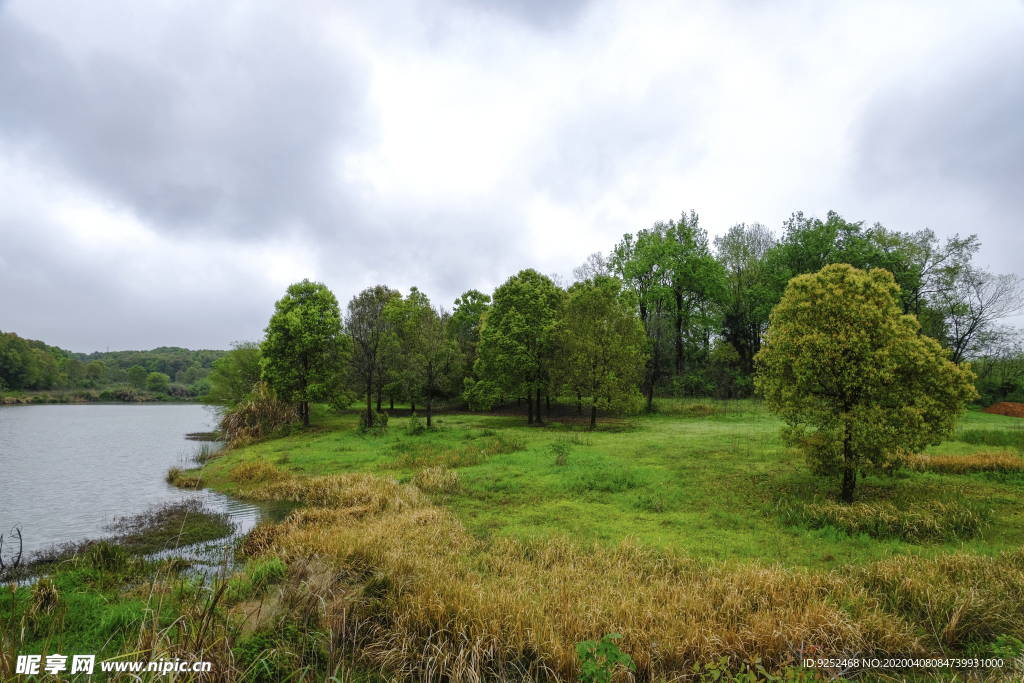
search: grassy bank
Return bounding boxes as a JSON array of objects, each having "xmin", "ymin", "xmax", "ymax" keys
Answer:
[{"xmin": 148, "ymin": 399, "xmax": 1024, "ymax": 680}]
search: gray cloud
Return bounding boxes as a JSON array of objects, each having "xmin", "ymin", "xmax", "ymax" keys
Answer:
[{"xmin": 0, "ymin": 10, "xmax": 370, "ymax": 239}]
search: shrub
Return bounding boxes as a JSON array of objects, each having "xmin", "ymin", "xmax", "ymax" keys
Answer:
[
  {"xmin": 576, "ymin": 633, "xmax": 635, "ymax": 683},
  {"xmin": 110, "ymin": 386, "xmax": 138, "ymax": 402},
  {"xmin": 359, "ymin": 409, "xmax": 389, "ymax": 434},
  {"xmin": 406, "ymin": 411, "xmax": 426, "ymax": 435},
  {"xmin": 218, "ymin": 382, "xmax": 299, "ymax": 447}
]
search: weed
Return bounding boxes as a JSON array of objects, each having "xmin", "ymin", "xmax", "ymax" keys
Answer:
[
  {"xmin": 412, "ymin": 466, "xmax": 460, "ymax": 494},
  {"xmin": 902, "ymin": 451, "xmax": 1024, "ymax": 474},
  {"xmin": 778, "ymin": 498, "xmax": 989, "ymax": 543},
  {"xmin": 576, "ymin": 633, "xmax": 635, "ymax": 683},
  {"xmin": 231, "ymin": 460, "xmax": 284, "ymax": 483},
  {"xmin": 406, "ymin": 412, "xmax": 426, "ymax": 436},
  {"xmin": 104, "ymin": 500, "xmax": 236, "ymax": 554}
]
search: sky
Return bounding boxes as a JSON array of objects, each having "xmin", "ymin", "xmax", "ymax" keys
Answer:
[{"xmin": 1, "ymin": 0, "xmax": 1022, "ymax": 353}]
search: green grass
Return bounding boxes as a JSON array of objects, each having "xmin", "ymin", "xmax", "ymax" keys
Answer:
[{"xmin": 191, "ymin": 399, "xmax": 1024, "ymax": 570}]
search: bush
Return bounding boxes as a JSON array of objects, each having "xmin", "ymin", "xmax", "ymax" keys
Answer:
[
  {"xmin": 359, "ymin": 409, "xmax": 389, "ymax": 434},
  {"xmin": 110, "ymin": 386, "xmax": 139, "ymax": 402},
  {"xmin": 407, "ymin": 411, "xmax": 426, "ymax": 435},
  {"xmin": 218, "ymin": 382, "xmax": 299, "ymax": 447}
]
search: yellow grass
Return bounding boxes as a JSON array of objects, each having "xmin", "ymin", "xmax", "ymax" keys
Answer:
[
  {"xmin": 237, "ymin": 470, "xmax": 1024, "ymax": 681},
  {"xmin": 412, "ymin": 466, "xmax": 460, "ymax": 494},
  {"xmin": 903, "ymin": 451, "xmax": 1024, "ymax": 474}
]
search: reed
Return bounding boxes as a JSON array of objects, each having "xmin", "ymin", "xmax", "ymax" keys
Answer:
[{"xmin": 218, "ymin": 382, "xmax": 299, "ymax": 448}]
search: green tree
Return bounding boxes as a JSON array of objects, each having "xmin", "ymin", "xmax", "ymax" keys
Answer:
[
  {"xmin": 474, "ymin": 269, "xmax": 561, "ymax": 424},
  {"xmin": 554, "ymin": 276, "xmax": 647, "ymax": 429},
  {"xmin": 261, "ymin": 279, "xmax": 352, "ymax": 427},
  {"xmin": 345, "ymin": 285, "xmax": 401, "ymax": 426},
  {"xmin": 127, "ymin": 365, "xmax": 148, "ymax": 390},
  {"xmin": 146, "ymin": 372, "xmax": 171, "ymax": 393},
  {"xmin": 389, "ymin": 290, "xmax": 462, "ymax": 427},
  {"xmin": 611, "ymin": 226, "xmax": 672, "ymax": 408},
  {"xmin": 85, "ymin": 360, "xmax": 106, "ymax": 381},
  {"xmin": 755, "ymin": 264, "xmax": 978, "ymax": 503},
  {"xmin": 205, "ymin": 341, "xmax": 262, "ymax": 406},
  {"xmin": 714, "ymin": 222, "xmax": 777, "ymax": 376}
]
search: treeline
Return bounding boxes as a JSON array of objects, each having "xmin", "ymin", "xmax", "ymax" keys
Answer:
[
  {"xmin": 0, "ymin": 334, "xmax": 225, "ymax": 399},
  {"xmin": 584, "ymin": 210, "xmax": 1024, "ymax": 406},
  {"xmin": 214, "ymin": 209, "xmax": 1023, "ymax": 435}
]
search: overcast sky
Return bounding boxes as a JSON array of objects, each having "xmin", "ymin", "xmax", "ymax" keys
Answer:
[{"xmin": 1, "ymin": 0, "xmax": 1022, "ymax": 352}]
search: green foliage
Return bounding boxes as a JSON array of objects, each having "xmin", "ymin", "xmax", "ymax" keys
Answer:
[
  {"xmin": 126, "ymin": 364, "xmax": 147, "ymax": 389},
  {"xmin": 0, "ymin": 330, "xmax": 62, "ymax": 390},
  {"xmin": 346, "ymin": 285, "xmax": 402, "ymax": 425},
  {"xmin": 406, "ymin": 411, "xmax": 426, "ymax": 435},
  {"xmin": 262, "ymin": 279, "xmax": 353, "ymax": 427},
  {"xmin": 576, "ymin": 633, "xmax": 635, "ymax": 683},
  {"xmin": 554, "ymin": 276, "xmax": 648, "ymax": 428},
  {"xmin": 475, "ymin": 269, "xmax": 562, "ymax": 422},
  {"xmin": 146, "ymin": 371, "xmax": 171, "ymax": 393},
  {"xmin": 249, "ymin": 558, "xmax": 288, "ymax": 595},
  {"xmin": 206, "ymin": 340, "xmax": 263, "ymax": 406},
  {"xmin": 755, "ymin": 264, "xmax": 978, "ymax": 502}
]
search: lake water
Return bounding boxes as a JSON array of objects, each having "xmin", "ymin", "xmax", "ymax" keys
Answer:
[{"xmin": 0, "ymin": 403, "xmax": 287, "ymax": 559}]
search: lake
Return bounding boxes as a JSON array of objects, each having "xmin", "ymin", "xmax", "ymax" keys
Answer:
[{"xmin": 0, "ymin": 403, "xmax": 284, "ymax": 559}]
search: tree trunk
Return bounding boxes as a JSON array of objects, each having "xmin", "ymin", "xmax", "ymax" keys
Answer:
[
  {"xmin": 675, "ymin": 291, "xmax": 684, "ymax": 375},
  {"xmin": 366, "ymin": 381, "xmax": 373, "ymax": 427},
  {"xmin": 841, "ymin": 425, "xmax": 856, "ymax": 503},
  {"xmin": 411, "ymin": 400, "xmax": 416, "ymax": 413},
  {"xmin": 546, "ymin": 394, "xmax": 550, "ymax": 410},
  {"xmin": 527, "ymin": 392, "xmax": 534, "ymax": 424},
  {"xmin": 426, "ymin": 386, "xmax": 433, "ymax": 428},
  {"xmin": 590, "ymin": 404, "xmax": 597, "ymax": 430},
  {"xmin": 577, "ymin": 392, "xmax": 582, "ymax": 413},
  {"xmin": 390, "ymin": 396, "xmax": 394, "ymax": 410},
  {"xmin": 376, "ymin": 393, "xmax": 382, "ymax": 412},
  {"xmin": 535, "ymin": 386, "xmax": 544, "ymax": 426},
  {"xmin": 517, "ymin": 397, "xmax": 520, "ymax": 407}
]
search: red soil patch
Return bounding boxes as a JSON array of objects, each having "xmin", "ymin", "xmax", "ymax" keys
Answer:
[{"xmin": 982, "ymin": 402, "xmax": 1024, "ymax": 418}]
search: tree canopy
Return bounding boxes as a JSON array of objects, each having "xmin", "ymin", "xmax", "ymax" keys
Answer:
[
  {"xmin": 473, "ymin": 269, "xmax": 561, "ymax": 424},
  {"xmin": 754, "ymin": 264, "xmax": 978, "ymax": 503},
  {"xmin": 261, "ymin": 279, "xmax": 352, "ymax": 427},
  {"xmin": 554, "ymin": 276, "xmax": 647, "ymax": 428}
]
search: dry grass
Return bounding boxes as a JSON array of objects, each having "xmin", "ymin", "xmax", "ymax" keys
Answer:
[
  {"xmin": 412, "ymin": 466, "xmax": 460, "ymax": 494},
  {"xmin": 229, "ymin": 460, "xmax": 285, "ymax": 484},
  {"xmin": 902, "ymin": 451, "xmax": 1024, "ymax": 475},
  {"xmin": 779, "ymin": 499, "xmax": 989, "ymax": 543},
  {"xmin": 217, "ymin": 382, "xmax": 298, "ymax": 448},
  {"xmin": 242, "ymin": 470, "xmax": 430, "ymax": 514},
  {"xmin": 238, "ymin": 470, "xmax": 1024, "ymax": 681}
]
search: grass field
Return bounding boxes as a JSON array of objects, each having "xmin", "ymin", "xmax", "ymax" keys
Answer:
[{"xmin": 196, "ymin": 399, "xmax": 1024, "ymax": 569}]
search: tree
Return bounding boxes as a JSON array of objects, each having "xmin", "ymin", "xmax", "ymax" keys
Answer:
[
  {"xmin": 205, "ymin": 341, "xmax": 263, "ymax": 406},
  {"xmin": 554, "ymin": 276, "xmax": 647, "ymax": 429},
  {"xmin": 261, "ymin": 279, "xmax": 352, "ymax": 427},
  {"xmin": 390, "ymin": 290, "xmax": 462, "ymax": 427},
  {"xmin": 346, "ymin": 285, "xmax": 400, "ymax": 427},
  {"xmin": 714, "ymin": 222, "xmax": 777, "ymax": 376},
  {"xmin": 755, "ymin": 264, "xmax": 977, "ymax": 503},
  {"xmin": 146, "ymin": 372, "xmax": 171, "ymax": 393},
  {"xmin": 85, "ymin": 360, "xmax": 106, "ymax": 381},
  {"xmin": 930, "ymin": 269, "xmax": 1024, "ymax": 364},
  {"xmin": 127, "ymin": 365, "xmax": 148, "ymax": 390},
  {"xmin": 451, "ymin": 289, "xmax": 491, "ymax": 390},
  {"xmin": 474, "ymin": 269, "xmax": 561, "ymax": 424}
]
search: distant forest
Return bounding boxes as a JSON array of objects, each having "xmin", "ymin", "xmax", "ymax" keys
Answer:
[{"xmin": 0, "ymin": 333, "xmax": 225, "ymax": 398}]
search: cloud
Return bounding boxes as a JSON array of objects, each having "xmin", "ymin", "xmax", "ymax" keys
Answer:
[
  {"xmin": 1, "ymin": 0, "xmax": 1023, "ymax": 350},
  {"xmin": 0, "ymin": 6, "xmax": 370, "ymax": 239}
]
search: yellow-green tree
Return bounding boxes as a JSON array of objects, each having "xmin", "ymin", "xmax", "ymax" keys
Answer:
[
  {"xmin": 554, "ymin": 276, "xmax": 647, "ymax": 429},
  {"xmin": 755, "ymin": 264, "xmax": 977, "ymax": 503}
]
